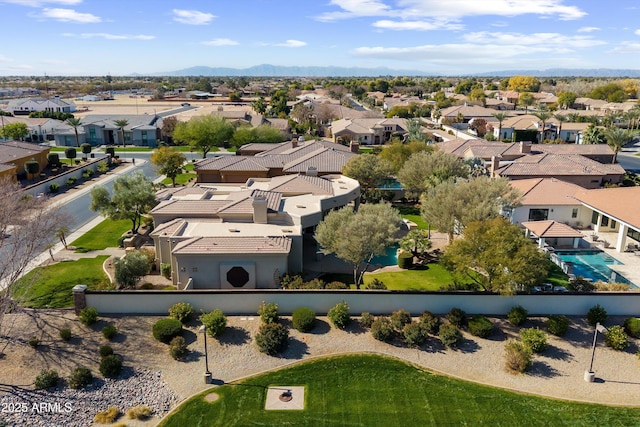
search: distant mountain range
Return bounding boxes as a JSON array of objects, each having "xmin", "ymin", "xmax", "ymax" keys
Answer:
[{"xmin": 155, "ymin": 64, "xmax": 640, "ymax": 78}]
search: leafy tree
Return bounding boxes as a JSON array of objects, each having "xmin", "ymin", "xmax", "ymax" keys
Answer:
[
  {"xmin": 492, "ymin": 112, "xmax": 508, "ymax": 140},
  {"xmin": 556, "ymin": 91, "xmax": 577, "ymax": 109},
  {"xmin": 66, "ymin": 117, "xmax": 83, "ymax": 147},
  {"xmin": 290, "ymin": 103, "xmax": 314, "ymax": 132},
  {"xmin": 441, "ymin": 217, "xmax": 549, "ymax": 294},
  {"xmin": 64, "ymin": 147, "xmax": 77, "ymax": 166},
  {"xmin": 90, "ymin": 171, "xmax": 156, "ymax": 233},
  {"xmin": 518, "ymin": 92, "xmax": 534, "ymax": 112},
  {"xmin": 603, "ymin": 127, "xmax": 636, "ymax": 163},
  {"xmin": 582, "ymin": 124, "xmax": 606, "ymax": 145},
  {"xmin": 24, "ymin": 159, "xmax": 39, "ymax": 182},
  {"xmin": 150, "ymin": 147, "xmax": 186, "ymax": 187},
  {"xmin": 399, "ymin": 229, "xmax": 432, "ymax": 258},
  {"xmin": 161, "ymin": 116, "xmax": 178, "ymax": 143},
  {"xmin": 379, "ymin": 140, "xmax": 431, "ymax": 172},
  {"xmin": 173, "ymin": 115, "xmax": 235, "ymax": 158},
  {"xmin": 315, "ymin": 203, "xmax": 402, "ymax": 287},
  {"xmin": 269, "ymin": 89, "xmax": 290, "ymax": 117},
  {"xmin": 420, "ymin": 177, "xmax": 521, "ymax": 242},
  {"xmin": 0, "ymin": 122, "xmax": 29, "ymax": 140},
  {"xmin": 507, "ymin": 75, "xmax": 540, "ymax": 92},
  {"xmin": 114, "ymin": 251, "xmax": 152, "ymax": 288},
  {"xmin": 589, "ymin": 83, "xmax": 627, "ymax": 102},
  {"xmin": 397, "ymin": 151, "xmax": 469, "ymax": 200},
  {"xmin": 468, "ymin": 87, "xmax": 486, "ymax": 106},
  {"xmin": 251, "ymin": 96, "xmax": 267, "ymax": 115},
  {"xmin": 341, "ymin": 154, "xmax": 393, "ymax": 199}
]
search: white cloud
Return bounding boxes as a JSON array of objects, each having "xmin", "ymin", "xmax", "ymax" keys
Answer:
[
  {"xmin": 373, "ymin": 19, "xmax": 463, "ymax": 31},
  {"xmin": 0, "ymin": 54, "xmax": 11, "ymax": 62},
  {"xmin": 635, "ymin": 29, "xmax": 640, "ymax": 36},
  {"xmin": 317, "ymin": 0, "xmax": 391, "ymax": 21},
  {"xmin": 275, "ymin": 39, "xmax": 307, "ymax": 47},
  {"xmin": 462, "ymin": 31, "xmax": 606, "ymax": 49},
  {"xmin": 172, "ymin": 9, "xmax": 215, "ymax": 25},
  {"xmin": 201, "ymin": 38, "xmax": 239, "ymax": 46},
  {"xmin": 578, "ymin": 26, "xmax": 600, "ymax": 33},
  {"xmin": 0, "ymin": 0, "xmax": 82, "ymax": 6},
  {"xmin": 609, "ymin": 41, "xmax": 640, "ymax": 54},
  {"xmin": 38, "ymin": 8, "xmax": 101, "ymax": 23},
  {"xmin": 63, "ymin": 32, "xmax": 155, "ymax": 40}
]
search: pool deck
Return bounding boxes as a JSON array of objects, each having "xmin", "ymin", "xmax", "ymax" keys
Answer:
[{"xmin": 582, "ymin": 231, "xmax": 640, "ymax": 288}]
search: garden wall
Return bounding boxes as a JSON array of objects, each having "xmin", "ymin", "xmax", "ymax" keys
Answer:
[
  {"xmin": 23, "ymin": 156, "xmax": 106, "ymax": 198},
  {"xmin": 75, "ymin": 287, "xmax": 640, "ymax": 316}
]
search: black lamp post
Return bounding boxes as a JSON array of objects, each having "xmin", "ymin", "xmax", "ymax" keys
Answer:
[
  {"xmin": 199, "ymin": 325, "xmax": 212, "ymax": 384},
  {"xmin": 585, "ymin": 322, "xmax": 608, "ymax": 382}
]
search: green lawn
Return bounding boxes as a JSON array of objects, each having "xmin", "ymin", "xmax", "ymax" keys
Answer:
[
  {"xmin": 162, "ymin": 163, "xmax": 196, "ymax": 186},
  {"xmin": 363, "ymin": 263, "xmax": 457, "ymax": 290},
  {"xmin": 70, "ymin": 218, "xmax": 132, "ymax": 251},
  {"xmin": 545, "ymin": 258, "xmax": 570, "ymax": 287},
  {"xmin": 11, "ymin": 256, "xmax": 111, "ymax": 308},
  {"xmin": 402, "ymin": 214, "xmax": 428, "ymax": 230},
  {"xmin": 160, "ymin": 354, "xmax": 640, "ymax": 427}
]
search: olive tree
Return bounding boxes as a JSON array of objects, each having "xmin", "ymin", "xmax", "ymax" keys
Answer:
[
  {"xmin": 150, "ymin": 146, "xmax": 186, "ymax": 187},
  {"xmin": 173, "ymin": 115, "xmax": 235, "ymax": 158}
]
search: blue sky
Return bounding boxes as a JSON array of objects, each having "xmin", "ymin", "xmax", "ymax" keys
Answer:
[{"xmin": 0, "ymin": 0, "xmax": 639, "ymax": 76}]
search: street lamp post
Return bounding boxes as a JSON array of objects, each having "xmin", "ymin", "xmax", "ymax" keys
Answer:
[
  {"xmin": 199, "ymin": 325, "xmax": 212, "ymax": 384},
  {"xmin": 585, "ymin": 322, "xmax": 608, "ymax": 382}
]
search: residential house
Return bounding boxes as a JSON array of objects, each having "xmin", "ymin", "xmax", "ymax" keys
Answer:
[
  {"xmin": 3, "ymin": 97, "xmax": 75, "ymax": 116},
  {"xmin": 150, "ymin": 174, "xmax": 360, "ymax": 288},
  {"xmin": 0, "ymin": 140, "xmax": 50, "ymax": 180},
  {"xmin": 53, "ymin": 114, "xmax": 160, "ymax": 147},
  {"xmin": 0, "ymin": 116, "xmax": 62, "ymax": 143},
  {"xmin": 330, "ymin": 117, "xmax": 408, "ymax": 145},
  {"xmin": 437, "ymin": 105, "xmax": 499, "ymax": 125}
]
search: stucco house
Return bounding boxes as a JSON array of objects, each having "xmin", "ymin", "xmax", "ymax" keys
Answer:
[
  {"xmin": 150, "ymin": 174, "xmax": 360, "ymax": 289},
  {"xmin": 53, "ymin": 114, "xmax": 160, "ymax": 147},
  {"xmin": 0, "ymin": 116, "xmax": 61, "ymax": 143},
  {"xmin": 330, "ymin": 117, "xmax": 409, "ymax": 145},
  {"xmin": 0, "ymin": 140, "xmax": 50, "ymax": 181},
  {"xmin": 3, "ymin": 97, "xmax": 75, "ymax": 116}
]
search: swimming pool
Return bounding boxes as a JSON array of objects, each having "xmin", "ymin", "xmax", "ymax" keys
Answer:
[
  {"xmin": 555, "ymin": 250, "xmax": 634, "ymax": 286},
  {"xmin": 371, "ymin": 245, "xmax": 399, "ymax": 267}
]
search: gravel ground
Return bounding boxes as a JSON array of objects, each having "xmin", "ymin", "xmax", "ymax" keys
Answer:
[{"xmin": 2, "ymin": 312, "xmax": 640, "ymax": 427}]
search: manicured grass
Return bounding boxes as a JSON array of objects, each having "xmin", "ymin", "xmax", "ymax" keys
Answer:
[
  {"xmin": 402, "ymin": 214, "xmax": 429, "ymax": 230},
  {"xmin": 363, "ymin": 263, "xmax": 457, "ymax": 290},
  {"xmin": 11, "ymin": 256, "xmax": 111, "ymax": 308},
  {"xmin": 70, "ymin": 218, "xmax": 132, "ymax": 251},
  {"xmin": 161, "ymin": 162, "xmax": 196, "ymax": 186},
  {"xmin": 545, "ymin": 258, "xmax": 570, "ymax": 287},
  {"xmin": 160, "ymin": 354, "xmax": 640, "ymax": 427}
]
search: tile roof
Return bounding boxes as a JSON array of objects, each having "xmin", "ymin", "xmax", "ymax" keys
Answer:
[
  {"xmin": 172, "ymin": 236, "xmax": 292, "ymax": 254},
  {"xmin": 573, "ymin": 186, "xmax": 640, "ymax": 230},
  {"xmin": 0, "ymin": 140, "xmax": 49, "ymax": 164},
  {"xmin": 509, "ymin": 178, "xmax": 584, "ymax": 205},
  {"xmin": 216, "ymin": 190, "xmax": 282, "ymax": 215},
  {"xmin": 150, "ymin": 199, "xmax": 229, "ymax": 216},
  {"xmin": 521, "ymin": 220, "xmax": 584, "ymax": 238},
  {"xmin": 496, "ymin": 154, "xmax": 624, "ymax": 177},
  {"xmin": 266, "ymin": 174, "xmax": 333, "ymax": 195}
]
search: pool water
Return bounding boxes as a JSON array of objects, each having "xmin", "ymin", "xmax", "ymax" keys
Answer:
[
  {"xmin": 556, "ymin": 250, "xmax": 634, "ymax": 286},
  {"xmin": 371, "ymin": 245, "xmax": 399, "ymax": 267}
]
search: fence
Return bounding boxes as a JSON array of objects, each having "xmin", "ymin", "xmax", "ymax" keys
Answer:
[
  {"xmin": 23, "ymin": 156, "xmax": 106, "ymax": 198},
  {"xmin": 73, "ymin": 286, "xmax": 640, "ymax": 317}
]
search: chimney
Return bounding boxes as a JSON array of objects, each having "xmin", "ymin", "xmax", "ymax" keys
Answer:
[
  {"xmin": 291, "ymin": 138, "xmax": 298, "ymax": 148},
  {"xmin": 306, "ymin": 166, "xmax": 318, "ymax": 177},
  {"xmin": 519, "ymin": 141, "xmax": 531, "ymax": 154},
  {"xmin": 350, "ymin": 141, "xmax": 360, "ymax": 153},
  {"xmin": 489, "ymin": 156, "xmax": 500, "ymax": 176},
  {"xmin": 252, "ymin": 196, "xmax": 268, "ymax": 224}
]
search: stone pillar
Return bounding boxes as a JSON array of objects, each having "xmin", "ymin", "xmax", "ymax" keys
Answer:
[
  {"xmin": 72, "ymin": 284, "xmax": 88, "ymax": 315},
  {"xmin": 616, "ymin": 224, "xmax": 629, "ymax": 253}
]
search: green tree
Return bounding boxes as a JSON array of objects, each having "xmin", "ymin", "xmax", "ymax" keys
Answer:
[
  {"xmin": 150, "ymin": 146, "xmax": 187, "ymax": 187},
  {"xmin": 441, "ymin": 217, "xmax": 549, "ymax": 294},
  {"xmin": 603, "ymin": 127, "xmax": 636, "ymax": 164},
  {"xmin": 399, "ymin": 229, "xmax": 432, "ymax": 258},
  {"xmin": 114, "ymin": 119, "xmax": 129, "ymax": 150},
  {"xmin": 251, "ymin": 96, "xmax": 267, "ymax": 115},
  {"xmin": 518, "ymin": 93, "xmax": 534, "ymax": 112},
  {"xmin": 379, "ymin": 140, "xmax": 431, "ymax": 173},
  {"xmin": 0, "ymin": 122, "xmax": 29, "ymax": 141},
  {"xmin": 173, "ymin": 115, "xmax": 235, "ymax": 158},
  {"xmin": 582, "ymin": 124, "xmax": 606, "ymax": 145},
  {"xmin": 230, "ymin": 125, "xmax": 285, "ymax": 147},
  {"xmin": 66, "ymin": 117, "xmax": 83, "ymax": 147},
  {"xmin": 114, "ymin": 251, "xmax": 151, "ymax": 289},
  {"xmin": 420, "ymin": 177, "xmax": 521, "ymax": 242},
  {"xmin": 269, "ymin": 89, "xmax": 290, "ymax": 117},
  {"xmin": 341, "ymin": 154, "xmax": 393, "ymax": 200},
  {"xmin": 492, "ymin": 112, "xmax": 508, "ymax": 141},
  {"xmin": 397, "ymin": 151, "xmax": 469, "ymax": 200},
  {"xmin": 315, "ymin": 203, "xmax": 402, "ymax": 287},
  {"xmin": 468, "ymin": 87, "xmax": 486, "ymax": 106},
  {"xmin": 90, "ymin": 171, "xmax": 156, "ymax": 233},
  {"xmin": 406, "ymin": 118, "xmax": 426, "ymax": 143},
  {"xmin": 556, "ymin": 91, "xmax": 577, "ymax": 109},
  {"xmin": 24, "ymin": 158, "xmax": 39, "ymax": 182}
]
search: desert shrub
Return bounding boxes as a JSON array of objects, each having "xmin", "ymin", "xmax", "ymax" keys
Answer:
[
  {"xmin": 520, "ymin": 327, "xmax": 547, "ymax": 353},
  {"xmin": 139, "ymin": 283, "xmax": 154, "ymax": 290},
  {"xmin": 547, "ymin": 315, "xmax": 570, "ymax": 336},
  {"xmin": 325, "ymin": 281, "xmax": 349, "ymax": 289},
  {"xmin": 418, "ymin": 311, "xmax": 440, "ymax": 335},
  {"xmin": 200, "ymin": 309, "xmax": 227, "ymax": 338},
  {"xmin": 255, "ymin": 323, "xmax": 289, "ymax": 355},
  {"xmin": 169, "ymin": 336, "xmax": 188, "ymax": 360},
  {"xmin": 468, "ymin": 316, "xmax": 494, "ymax": 338},
  {"xmin": 569, "ymin": 276, "xmax": 595, "ymax": 292},
  {"xmin": 68, "ymin": 366, "xmax": 93, "ymax": 390},
  {"xmin": 34, "ymin": 369, "xmax": 59, "ymax": 389},
  {"xmin": 49, "ymin": 183, "xmax": 60, "ymax": 193},
  {"xmin": 127, "ymin": 405, "xmax": 152, "ymax": 420},
  {"xmin": 102, "ymin": 324, "xmax": 117, "ymax": 340},
  {"xmin": 100, "ymin": 355, "xmax": 123, "ymax": 378},
  {"xmin": 59, "ymin": 328, "xmax": 72, "ymax": 342},
  {"xmin": 97, "ymin": 161, "xmax": 109, "ymax": 173},
  {"xmin": 99, "ymin": 345, "xmax": 114, "ymax": 358},
  {"xmin": 258, "ymin": 301, "xmax": 279, "ymax": 324},
  {"xmin": 605, "ymin": 325, "xmax": 629, "ymax": 351},
  {"xmin": 79, "ymin": 307, "xmax": 98, "ymax": 326},
  {"xmin": 594, "ymin": 282, "xmax": 631, "ymax": 291},
  {"xmin": 292, "ymin": 307, "xmax": 316, "ymax": 332},
  {"xmin": 371, "ymin": 317, "xmax": 395, "ymax": 342},
  {"xmin": 624, "ymin": 318, "xmax": 640, "ymax": 338},
  {"xmin": 168, "ymin": 302, "xmax": 193, "ymax": 324},
  {"xmin": 398, "ymin": 252, "xmax": 413, "ymax": 269},
  {"xmin": 280, "ymin": 273, "xmax": 304, "ymax": 289},
  {"xmin": 328, "ymin": 301, "xmax": 351, "ymax": 329},
  {"xmin": 160, "ymin": 263, "xmax": 172, "ymax": 279},
  {"xmin": 508, "ymin": 305, "xmax": 528, "ymax": 326},
  {"xmin": 446, "ymin": 307, "xmax": 466, "ymax": 328},
  {"xmin": 439, "ymin": 324, "xmax": 462, "ymax": 348},
  {"xmin": 28, "ymin": 336, "xmax": 39, "ymax": 348},
  {"xmin": 152, "ymin": 318, "xmax": 183, "ymax": 344},
  {"xmin": 587, "ymin": 304, "xmax": 607, "ymax": 327},
  {"xmin": 360, "ymin": 312, "xmax": 375, "ymax": 328},
  {"xmin": 390, "ymin": 309, "xmax": 412, "ymax": 331},
  {"xmin": 94, "ymin": 407, "xmax": 120, "ymax": 424},
  {"xmin": 504, "ymin": 340, "xmax": 532, "ymax": 374},
  {"xmin": 403, "ymin": 322, "xmax": 427, "ymax": 347},
  {"xmin": 365, "ymin": 278, "xmax": 387, "ymax": 290}
]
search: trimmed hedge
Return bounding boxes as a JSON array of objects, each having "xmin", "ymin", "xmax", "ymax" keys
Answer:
[
  {"xmin": 255, "ymin": 323, "xmax": 289, "ymax": 355},
  {"xmin": 168, "ymin": 302, "xmax": 193, "ymax": 324},
  {"xmin": 292, "ymin": 307, "xmax": 316, "ymax": 332},
  {"xmin": 371, "ymin": 317, "xmax": 394, "ymax": 342},
  {"xmin": 547, "ymin": 315, "xmax": 570, "ymax": 337},
  {"xmin": 328, "ymin": 302, "xmax": 351, "ymax": 329},
  {"xmin": 468, "ymin": 316, "xmax": 493, "ymax": 338},
  {"xmin": 587, "ymin": 304, "xmax": 607, "ymax": 327},
  {"xmin": 520, "ymin": 327, "xmax": 547, "ymax": 353},
  {"xmin": 398, "ymin": 252, "xmax": 413, "ymax": 269},
  {"xmin": 390, "ymin": 309, "xmax": 412, "ymax": 331},
  {"xmin": 446, "ymin": 307, "xmax": 466, "ymax": 328},
  {"xmin": 152, "ymin": 318, "xmax": 183, "ymax": 344},
  {"xmin": 439, "ymin": 324, "xmax": 462, "ymax": 348},
  {"xmin": 507, "ymin": 306, "xmax": 528, "ymax": 326},
  {"xmin": 624, "ymin": 318, "xmax": 640, "ymax": 338},
  {"xmin": 200, "ymin": 309, "xmax": 227, "ymax": 338}
]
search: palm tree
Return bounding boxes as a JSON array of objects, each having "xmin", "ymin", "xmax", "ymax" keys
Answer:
[
  {"xmin": 114, "ymin": 119, "xmax": 129, "ymax": 155},
  {"xmin": 553, "ymin": 113, "xmax": 567, "ymax": 143},
  {"xmin": 492, "ymin": 112, "xmax": 508, "ymax": 141},
  {"xmin": 581, "ymin": 124, "xmax": 605, "ymax": 145},
  {"xmin": 533, "ymin": 111, "xmax": 552, "ymax": 143},
  {"xmin": 66, "ymin": 117, "xmax": 82, "ymax": 147},
  {"xmin": 603, "ymin": 127, "xmax": 636, "ymax": 164}
]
